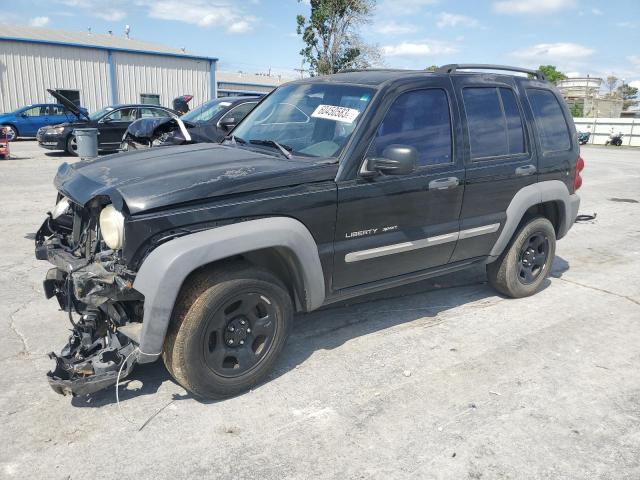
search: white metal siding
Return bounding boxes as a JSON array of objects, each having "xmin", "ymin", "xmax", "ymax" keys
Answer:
[
  {"xmin": 113, "ymin": 52, "xmax": 210, "ymax": 108},
  {"xmin": 0, "ymin": 40, "xmax": 110, "ymax": 112}
]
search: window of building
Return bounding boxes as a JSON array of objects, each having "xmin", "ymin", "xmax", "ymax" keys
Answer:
[
  {"xmin": 463, "ymin": 87, "xmax": 526, "ymax": 160},
  {"xmin": 526, "ymin": 88, "xmax": 571, "ymax": 152},
  {"xmin": 140, "ymin": 94, "xmax": 161, "ymax": 105},
  {"xmin": 371, "ymin": 89, "xmax": 452, "ymax": 167}
]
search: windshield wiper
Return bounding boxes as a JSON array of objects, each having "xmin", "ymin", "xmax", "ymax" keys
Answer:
[{"xmin": 249, "ymin": 139, "xmax": 292, "ymax": 159}]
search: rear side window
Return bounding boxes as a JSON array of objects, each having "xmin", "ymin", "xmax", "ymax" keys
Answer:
[
  {"xmin": 526, "ymin": 89, "xmax": 571, "ymax": 152},
  {"xmin": 463, "ymin": 87, "xmax": 526, "ymax": 160},
  {"xmin": 373, "ymin": 89, "xmax": 452, "ymax": 167}
]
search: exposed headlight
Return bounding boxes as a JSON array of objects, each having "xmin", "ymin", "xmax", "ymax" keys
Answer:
[
  {"xmin": 51, "ymin": 197, "xmax": 70, "ymax": 219},
  {"xmin": 99, "ymin": 205, "xmax": 125, "ymax": 250},
  {"xmin": 46, "ymin": 126, "xmax": 65, "ymax": 135}
]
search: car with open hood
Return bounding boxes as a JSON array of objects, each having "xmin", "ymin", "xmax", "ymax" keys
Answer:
[
  {"xmin": 0, "ymin": 102, "xmax": 88, "ymax": 139},
  {"xmin": 35, "ymin": 65, "xmax": 582, "ymax": 399},
  {"xmin": 120, "ymin": 96, "xmax": 261, "ymax": 150},
  {"xmin": 37, "ymin": 89, "xmax": 177, "ymax": 156}
]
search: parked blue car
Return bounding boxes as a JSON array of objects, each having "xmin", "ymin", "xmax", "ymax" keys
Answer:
[{"xmin": 0, "ymin": 104, "xmax": 89, "ymax": 139}]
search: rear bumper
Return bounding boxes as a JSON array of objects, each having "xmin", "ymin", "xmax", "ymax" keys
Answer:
[{"xmin": 559, "ymin": 193, "xmax": 580, "ymax": 239}]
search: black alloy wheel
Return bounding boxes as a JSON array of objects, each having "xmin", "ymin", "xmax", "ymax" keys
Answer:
[
  {"xmin": 517, "ymin": 232, "xmax": 549, "ymax": 285},
  {"xmin": 202, "ymin": 291, "xmax": 277, "ymax": 377}
]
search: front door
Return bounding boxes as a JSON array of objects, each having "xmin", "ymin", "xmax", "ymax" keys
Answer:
[
  {"xmin": 333, "ymin": 84, "xmax": 465, "ymax": 290},
  {"xmin": 98, "ymin": 107, "xmax": 138, "ymax": 149},
  {"xmin": 448, "ymin": 76, "xmax": 539, "ymax": 262},
  {"xmin": 20, "ymin": 105, "xmax": 51, "ymax": 136}
]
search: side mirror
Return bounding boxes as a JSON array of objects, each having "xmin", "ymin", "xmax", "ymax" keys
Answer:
[
  {"xmin": 363, "ymin": 144, "xmax": 417, "ymax": 177},
  {"xmin": 219, "ymin": 117, "xmax": 236, "ymax": 131},
  {"xmin": 20, "ymin": 113, "xmax": 28, "ymax": 118}
]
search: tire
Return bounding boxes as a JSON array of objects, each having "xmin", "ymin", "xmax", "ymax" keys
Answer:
[
  {"xmin": 4, "ymin": 125, "xmax": 18, "ymax": 140},
  {"xmin": 163, "ymin": 263, "xmax": 293, "ymax": 399},
  {"xmin": 487, "ymin": 216, "xmax": 556, "ymax": 298},
  {"xmin": 66, "ymin": 135, "xmax": 78, "ymax": 156}
]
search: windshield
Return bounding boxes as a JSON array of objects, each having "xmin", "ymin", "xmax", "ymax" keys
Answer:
[
  {"xmin": 232, "ymin": 83, "xmax": 375, "ymax": 158},
  {"xmin": 182, "ymin": 99, "xmax": 234, "ymax": 123},
  {"xmin": 89, "ymin": 106, "xmax": 114, "ymax": 121}
]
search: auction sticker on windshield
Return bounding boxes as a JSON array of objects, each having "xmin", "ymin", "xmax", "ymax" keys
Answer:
[{"xmin": 311, "ymin": 105, "xmax": 360, "ymax": 123}]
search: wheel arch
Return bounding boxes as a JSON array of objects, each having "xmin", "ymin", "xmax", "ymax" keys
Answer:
[
  {"xmin": 4, "ymin": 124, "xmax": 18, "ymax": 137},
  {"xmin": 488, "ymin": 180, "xmax": 579, "ymax": 261},
  {"xmin": 132, "ymin": 217, "xmax": 325, "ymax": 362}
]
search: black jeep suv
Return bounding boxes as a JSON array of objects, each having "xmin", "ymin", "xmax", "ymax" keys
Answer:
[{"xmin": 35, "ymin": 64, "xmax": 583, "ymax": 399}]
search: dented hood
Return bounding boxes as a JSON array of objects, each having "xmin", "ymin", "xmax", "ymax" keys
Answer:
[{"xmin": 54, "ymin": 143, "xmax": 337, "ymax": 214}]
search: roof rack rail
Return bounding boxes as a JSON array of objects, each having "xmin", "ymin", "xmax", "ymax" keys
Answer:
[{"xmin": 436, "ymin": 64, "xmax": 546, "ymax": 81}]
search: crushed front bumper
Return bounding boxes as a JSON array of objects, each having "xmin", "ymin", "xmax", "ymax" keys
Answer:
[{"xmin": 36, "ymin": 220, "xmax": 144, "ymax": 396}]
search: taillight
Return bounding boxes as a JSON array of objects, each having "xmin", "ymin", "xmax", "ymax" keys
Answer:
[{"xmin": 574, "ymin": 155, "xmax": 585, "ymax": 191}]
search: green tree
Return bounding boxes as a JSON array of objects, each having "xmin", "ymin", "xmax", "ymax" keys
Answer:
[
  {"xmin": 570, "ymin": 102, "xmax": 584, "ymax": 118},
  {"xmin": 425, "ymin": 65, "xmax": 438, "ymax": 72},
  {"xmin": 296, "ymin": 0, "xmax": 381, "ymax": 75},
  {"xmin": 538, "ymin": 65, "xmax": 568, "ymax": 84},
  {"xmin": 619, "ymin": 83, "xmax": 639, "ymax": 110}
]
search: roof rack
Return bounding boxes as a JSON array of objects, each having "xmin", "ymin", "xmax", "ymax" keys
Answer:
[{"xmin": 436, "ymin": 64, "xmax": 546, "ymax": 81}]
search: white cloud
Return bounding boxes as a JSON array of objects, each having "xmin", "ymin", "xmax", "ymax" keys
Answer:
[
  {"xmin": 382, "ymin": 40, "xmax": 458, "ymax": 57},
  {"xmin": 629, "ymin": 80, "xmax": 640, "ymax": 90},
  {"xmin": 374, "ymin": 21, "xmax": 418, "ymax": 35},
  {"xmin": 511, "ymin": 42, "xmax": 595, "ymax": 65},
  {"xmin": 494, "ymin": 0, "xmax": 576, "ymax": 14},
  {"xmin": 95, "ymin": 10, "xmax": 126, "ymax": 21},
  {"xmin": 29, "ymin": 16, "xmax": 50, "ymax": 27},
  {"xmin": 436, "ymin": 12, "xmax": 479, "ymax": 29},
  {"xmin": 141, "ymin": 0, "xmax": 257, "ymax": 34},
  {"xmin": 629, "ymin": 55, "xmax": 640, "ymax": 66},
  {"xmin": 591, "ymin": 8, "xmax": 603, "ymax": 15}
]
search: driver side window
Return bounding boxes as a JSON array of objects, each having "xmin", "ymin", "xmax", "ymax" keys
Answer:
[
  {"xmin": 371, "ymin": 89, "xmax": 452, "ymax": 167},
  {"xmin": 24, "ymin": 106, "xmax": 47, "ymax": 117}
]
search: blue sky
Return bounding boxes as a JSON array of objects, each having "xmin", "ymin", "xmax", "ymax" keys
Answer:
[{"xmin": 5, "ymin": 0, "xmax": 640, "ymax": 87}]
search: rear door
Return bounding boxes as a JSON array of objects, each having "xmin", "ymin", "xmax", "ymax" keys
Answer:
[
  {"xmin": 333, "ymin": 80, "xmax": 465, "ymax": 290},
  {"xmin": 98, "ymin": 107, "xmax": 139, "ymax": 149},
  {"xmin": 449, "ymin": 75, "xmax": 538, "ymax": 262},
  {"xmin": 49, "ymin": 105, "xmax": 70, "ymax": 125}
]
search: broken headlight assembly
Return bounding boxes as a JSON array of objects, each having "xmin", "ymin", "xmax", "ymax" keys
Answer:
[{"xmin": 99, "ymin": 204, "xmax": 125, "ymax": 250}]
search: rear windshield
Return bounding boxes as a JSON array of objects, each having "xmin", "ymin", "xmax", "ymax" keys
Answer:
[{"xmin": 526, "ymin": 89, "xmax": 571, "ymax": 152}]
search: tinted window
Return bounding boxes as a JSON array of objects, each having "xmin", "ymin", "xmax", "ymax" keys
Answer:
[
  {"xmin": 500, "ymin": 88, "xmax": 526, "ymax": 154},
  {"xmin": 220, "ymin": 102, "xmax": 257, "ymax": 124},
  {"xmin": 140, "ymin": 94, "xmax": 161, "ymax": 105},
  {"xmin": 372, "ymin": 89, "xmax": 452, "ymax": 167},
  {"xmin": 527, "ymin": 89, "xmax": 571, "ymax": 152}
]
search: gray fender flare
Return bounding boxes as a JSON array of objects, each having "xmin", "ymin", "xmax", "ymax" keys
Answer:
[
  {"xmin": 132, "ymin": 217, "xmax": 325, "ymax": 361},
  {"xmin": 488, "ymin": 180, "xmax": 580, "ymax": 260}
]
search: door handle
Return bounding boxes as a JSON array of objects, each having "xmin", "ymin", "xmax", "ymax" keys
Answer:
[
  {"xmin": 428, "ymin": 177, "xmax": 459, "ymax": 190},
  {"xmin": 515, "ymin": 165, "xmax": 537, "ymax": 176}
]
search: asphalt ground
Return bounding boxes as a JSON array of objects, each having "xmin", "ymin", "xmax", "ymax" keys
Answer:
[{"xmin": 1, "ymin": 141, "xmax": 639, "ymax": 479}]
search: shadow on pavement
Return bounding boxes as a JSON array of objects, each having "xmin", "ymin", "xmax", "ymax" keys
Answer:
[{"xmin": 72, "ymin": 257, "xmax": 570, "ymax": 407}]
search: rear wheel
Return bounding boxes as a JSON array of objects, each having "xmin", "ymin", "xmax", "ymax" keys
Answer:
[
  {"xmin": 487, "ymin": 217, "xmax": 556, "ymax": 298},
  {"xmin": 66, "ymin": 135, "xmax": 78, "ymax": 156},
  {"xmin": 163, "ymin": 263, "xmax": 293, "ymax": 399},
  {"xmin": 4, "ymin": 125, "xmax": 17, "ymax": 140}
]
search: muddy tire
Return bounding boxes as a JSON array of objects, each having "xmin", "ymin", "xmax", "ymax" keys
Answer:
[
  {"xmin": 487, "ymin": 216, "xmax": 556, "ymax": 298},
  {"xmin": 163, "ymin": 262, "xmax": 293, "ymax": 400}
]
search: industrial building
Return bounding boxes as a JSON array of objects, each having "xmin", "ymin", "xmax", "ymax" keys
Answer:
[
  {"xmin": 0, "ymin": 25, "xmax": 285, "ymax": 113},
  {"xmin": 557, "ymin": 77, "xmax": 624, "ymax": 118}
]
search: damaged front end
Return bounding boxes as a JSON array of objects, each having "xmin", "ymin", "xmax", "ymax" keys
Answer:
[{"xmin": 36, "ymin": 196, "xmax": 144, "ymax": 396}]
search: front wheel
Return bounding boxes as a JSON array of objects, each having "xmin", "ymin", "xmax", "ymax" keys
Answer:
[
  {"xmin": 163, "ymin": 264, "xmax": 293, "ymax": 399},
  {"xmin": 487, "ymin": 217, "xmax": 556, "ymax": 298},
  {"xmin": 66, "ymin": 135, "xmax": 78, "ymax": 156},
  {"xmin": 4, "ymin": 125, "xmax": 18, "ymax": 140}
]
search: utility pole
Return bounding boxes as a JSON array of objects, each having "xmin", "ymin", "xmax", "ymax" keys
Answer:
[{"xmin": 294, "ymin": 59, "xmax": 307, "ymax": 79}]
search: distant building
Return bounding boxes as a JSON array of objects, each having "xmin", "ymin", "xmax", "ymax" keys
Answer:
[
  {"xmin": 557, "ymin": 77, "xmax": 624, "ymax": 118},
  {"xmin": 0, "ymin": 25, "xmax": 288, "ymax": 113}
]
